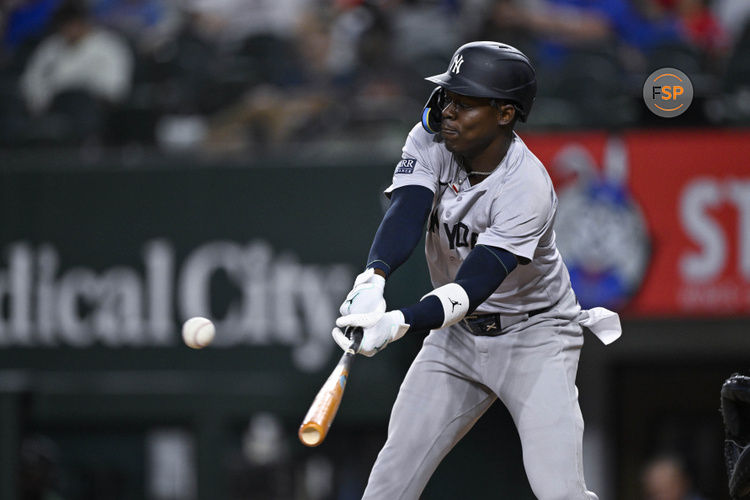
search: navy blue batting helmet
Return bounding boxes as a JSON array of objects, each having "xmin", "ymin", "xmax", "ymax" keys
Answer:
[{"xmin": 426, "ymin": 41, "xmax": 537, "ymax": 122}]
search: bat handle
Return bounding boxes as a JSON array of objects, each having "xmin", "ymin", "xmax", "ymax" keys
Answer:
[{"xmin": 345, "ymin": 326, "xmax": 364, "ymax": 354}]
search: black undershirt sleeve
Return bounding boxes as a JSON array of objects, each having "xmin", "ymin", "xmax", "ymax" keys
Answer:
[
  {"xmin": 365, "ymin": 185, "xmax": 434, "ymax": 277},
  {"xmin": 455, "ymin": 244, "xmax": 519, "ymax": 312}
]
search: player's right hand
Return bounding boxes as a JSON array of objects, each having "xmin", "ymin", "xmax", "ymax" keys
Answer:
[
  {"xmin": 332, "ymin": 310, "xmax": 410, "ymax": 357},
  {"xmin": 338, "ymin": 268, "xmax": 386, "ymax": 328}
]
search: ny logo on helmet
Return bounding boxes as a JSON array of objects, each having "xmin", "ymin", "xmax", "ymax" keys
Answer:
[{"xmin": 449, "ymin": 54, "xmax": 465, "ymax": 74}]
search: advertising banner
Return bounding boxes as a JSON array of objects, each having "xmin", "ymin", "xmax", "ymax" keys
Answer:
[
  {"xmin": 524, "ymin": 129, "xmax": 750, "ymax": 317},
  {"xmin": 0, "ymin": 162, "xmax": 433, "ymax": 416}
]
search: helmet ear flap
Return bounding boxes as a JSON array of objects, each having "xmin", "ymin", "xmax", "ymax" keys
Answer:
[{"xmin": 421, "ymin": 86, "xmax": 445, "ymax": 134}]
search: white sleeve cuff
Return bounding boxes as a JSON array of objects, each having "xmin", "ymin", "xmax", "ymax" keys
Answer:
[{"xmin": 422, "ymin": 283, "xmax": 470, "ymax": 328}]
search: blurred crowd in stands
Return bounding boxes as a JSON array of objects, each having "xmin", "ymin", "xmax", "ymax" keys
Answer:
[{"xmin": 0, "ymin": 0, "xmax": 749, "ymax": 154}]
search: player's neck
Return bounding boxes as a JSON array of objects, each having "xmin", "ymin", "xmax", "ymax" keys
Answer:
[{"xmin": 463, "ymin": 133, "xmax": 513, "ymax": 185}]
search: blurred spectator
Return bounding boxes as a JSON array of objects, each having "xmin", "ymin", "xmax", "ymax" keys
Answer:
[
  {"xmin": 3, "ymin": 0, "xmax": 62, "ymax": 52},
  {"xmin": 227, "ymin": 413, "xmax": 295, "ymax": 500},
  {"xmin": 199, "ymin": 1, "xmax": 422, "ymax": 153},
  {"xmin": 483, "ymin": 0, "xmax": 684, "ymax": 67},
  {"xmin": 20, "ymin": 434, "xmax": 65, "ymax": 500},
  {"xmin": 200, "ymin": 8, "xmax": 340, "ymax": 152},
  {"xmin": 327, "ymin": 0, "xmax": 391, "ymax": 83},
  {"xmin": 713, "ymin": 0, "xmax": 750, "ymax": 41},
  {"xmin": 20, "ymin": 1, "xmax": 133, "ymax": 114},
  {"xmin": 650, "ymin": 0, "xmax": 729, "ymax": 55},
  {"xmin": 89, "ymin": 0, "xmax": 183, "ymax": 52},
  {"xmin": 384, "ymin": 0, "xmax": 461, "ymax": 67},
  {"xmin": 0, "ymin": 0, "xmax": 743, "ymax": 150},
  {"xmin": 183, "ymin": 0, "xmax": 313, "ymax": 47},
  {"xmin": 641, "ymin": 454, "xmax": 711, "ymax": 500},
  {"xmin": 487, "ymin": 0, "xmax": 613, "ymax": 48}
]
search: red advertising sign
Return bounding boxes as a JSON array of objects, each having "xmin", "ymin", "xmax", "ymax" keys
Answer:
[{"xmin": 522, "ymin": 129, "xmax": 750, "ymax": 317}]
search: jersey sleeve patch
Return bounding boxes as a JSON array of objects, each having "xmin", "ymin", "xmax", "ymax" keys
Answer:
[{"xmin": 395, "ymin": 158, "xmax": 417, "ymax": 174}]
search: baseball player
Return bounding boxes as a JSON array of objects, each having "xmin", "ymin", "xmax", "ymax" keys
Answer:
[{"xmin": 332, "ymin": 41, "xmax": 622, "ymax": 499}]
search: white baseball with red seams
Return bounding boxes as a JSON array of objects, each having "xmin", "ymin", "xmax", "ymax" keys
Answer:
[{"xmin": 182, "ymin": 317, "xmax": 215, "ymax": 349}]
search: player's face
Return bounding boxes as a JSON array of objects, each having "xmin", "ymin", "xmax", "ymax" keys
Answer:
[{"xmin": 440, "ymin": 91, "xmax": 503, "ymax": 156}]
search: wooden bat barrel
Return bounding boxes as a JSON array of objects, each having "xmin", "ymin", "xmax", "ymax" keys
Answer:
[{"xmin": 298, "ymin": 327, "xmax": 363, "ymax": 446}]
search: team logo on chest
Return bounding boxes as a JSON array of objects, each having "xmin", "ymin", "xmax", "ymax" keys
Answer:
[
  {"xmin": 429, "ymin": 209, "xmax": 479, "ymax": 250},
  {"xmin": 449, "ymin": 54, "xmax": 465, "ymax": 74},
  {"xmin": 428, "ymin": 189, "xmax": 486, "ymax": 251}
]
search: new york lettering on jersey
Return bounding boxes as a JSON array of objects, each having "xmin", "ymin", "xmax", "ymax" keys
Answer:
[{"xmin": 428, "ymin": 209, "xmax": 480, "ymax": 250}]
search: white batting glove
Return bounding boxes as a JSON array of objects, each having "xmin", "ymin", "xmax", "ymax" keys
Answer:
[
  {"xmin": 332, "ymin": 311, "xmax": 410, "ymax": 357},
  {"xmin": 338, "ymin": 268, "xmax": 386, "ymax": 328}
]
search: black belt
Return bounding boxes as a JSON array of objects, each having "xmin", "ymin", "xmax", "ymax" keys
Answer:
[{"xmin": 462, "ymin": 306, "xmax": 552, "ymax": 337}]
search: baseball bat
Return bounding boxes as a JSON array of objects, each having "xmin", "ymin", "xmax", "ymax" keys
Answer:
[{"xmin": 298, "ymin": 327, "xmax": 363, "ymax": 447}]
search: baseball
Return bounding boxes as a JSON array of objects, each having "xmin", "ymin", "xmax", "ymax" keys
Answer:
[{"xmin": 182, "ymin": 317, "xmax": 215, "ymax": 349}]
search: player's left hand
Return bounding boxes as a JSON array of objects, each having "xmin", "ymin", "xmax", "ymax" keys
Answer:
[
  {"xmin": 332, "ymin": 311, "xmax": 410, "ymax": 357},
  {"xmin": 338, "ymin": 268, "xmax": 386, "ymax": 328}
]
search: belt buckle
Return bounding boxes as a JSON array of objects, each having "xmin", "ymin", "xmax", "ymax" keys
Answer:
[
  {"xmin": 479, "ymin": 318, "xmax": 501, "ymax": 335},
  {"xmin": 465, "ymin": 314, "xmax": 503, "ymax": 336}
]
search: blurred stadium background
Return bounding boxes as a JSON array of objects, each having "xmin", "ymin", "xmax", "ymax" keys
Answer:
[{"xmin": 1, "ymin": 0, "xmax": 749, "ymax": 499}]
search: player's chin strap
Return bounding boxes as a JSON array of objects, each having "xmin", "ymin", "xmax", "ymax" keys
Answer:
[{"xmin": 422, "ymin": 283, "xmax": 470, "ymax": 328}]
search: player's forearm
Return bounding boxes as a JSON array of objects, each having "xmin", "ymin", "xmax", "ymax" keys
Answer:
[
  {"xmin": 455, "ymin": 245, "xmax": 518, "ymax": 311},
  {"xmin": 400, "ymin": 245, "xmax": 518, "ymax": 332},
  {"xmin": 366, "ymin": 185, "xmax": 433, "ymax": 278}
]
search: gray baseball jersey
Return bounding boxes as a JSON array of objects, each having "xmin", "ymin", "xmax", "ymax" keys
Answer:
[
  {"xmin": 386, "ymin": 124, "xmax": 570, "ymax": 314},
  {"xmin": 366, "ymin": 124, "xmax": 599, "ymax": 499}
]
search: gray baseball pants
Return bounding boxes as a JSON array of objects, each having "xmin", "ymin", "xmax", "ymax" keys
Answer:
[{"xmin": 361, "ymin": 292, "xmax": 598, "ymax": 500}]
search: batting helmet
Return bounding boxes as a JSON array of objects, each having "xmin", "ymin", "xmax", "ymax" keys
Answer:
[{"xmin": 423, "ymin": 41, "xmax": 537, "ymax": 130}]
